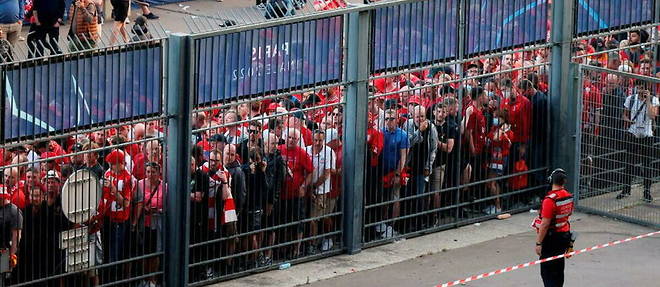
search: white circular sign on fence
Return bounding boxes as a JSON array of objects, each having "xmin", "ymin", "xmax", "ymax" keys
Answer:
[{"xmin": 61, "ymin": 169, "xmax": 102, "ymax": 224}]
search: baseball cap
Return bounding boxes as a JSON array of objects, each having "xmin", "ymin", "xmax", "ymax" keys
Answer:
[
  {"xmin": 46, "ymin": 170, "xmax": 61, "ymax": 182},
  {"xmin": 267, "ymin": 103, "xmax": 280, "ymax": 113},
  {"xmin": 105, "ymin": 150, "xmax": 125, "ymax": 165},
  {"xmin": 407, "ymin": 95, "xmax": 422, "ymax": 106}
]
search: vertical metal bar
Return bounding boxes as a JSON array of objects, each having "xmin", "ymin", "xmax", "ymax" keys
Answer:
[
  {"xmin": 572, "ymin": 64, "xmax": 584, "ymax": 207},
  {"xmin": 549, "ymin": 0, "xmax": 577, "ymax": 192},
  {"xmin": 164, "ymin": 33, "xmax": 192, "ymax": 287},
  {"xmin": 343, "ymin": 8, "xmax": 370, "ymax": 255},
  {"xmin": 454, "ymin": 0, "xmax": 467, "ymax": 221}
]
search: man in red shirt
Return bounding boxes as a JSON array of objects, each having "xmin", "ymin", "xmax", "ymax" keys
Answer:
[
  {"xmin": 463, "ymin": 87, "xmax": 489, "ymax": 188},
  {"xmin": 3, "ymin": 167, "xmax": 26, "ymax": 209},
  {"xmin": 278, "ymin": 129, "xmax": 314, "ymax": 258},
  {"xmin": 94, "ymin": 149, "xmax": 134, "ymax": 267},
  {"xmin": 499, "ymin": 78, "xmax": 531, "ymax": 173},
  {"xmin": 534, "ymin": 168, "xmax": 574, "ymax": 287}
]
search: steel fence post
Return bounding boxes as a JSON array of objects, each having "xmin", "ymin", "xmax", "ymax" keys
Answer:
[
  {"xmin": 343, "ymin": 7, "xmax": 370, "ymax": 254},
  {"xmin": 572, "ymin": 63, "xmax": 583, "ymax": 204},
  {"xmin": 164, "ymin": 33, "xmax": 192, "ymax": 286},
  {"xmin": 454, "ymin": 0, "xmax": 467, "ymax": 221},
  {"xmin": 549, "ymin": 0, "xmax": 578, "ymax": 192}
]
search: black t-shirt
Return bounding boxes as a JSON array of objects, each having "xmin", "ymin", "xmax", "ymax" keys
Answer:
[
  {"xmin": 409, "ymin": 125, "xmax": 431, "ymax": 175},
  {"xmin": 190, "ymin": 170, "xmax": 210, "ymax": 227},
  {"xmin": 0, "ymin": 203, "xmax": 22, "ymax": 249},
  {"xmin": 434, "ymin": 119, "xmax": 458, "ymax": 167}
]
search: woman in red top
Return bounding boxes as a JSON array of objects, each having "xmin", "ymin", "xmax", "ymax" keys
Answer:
[{"xmin": 485, "ymin": 110, "xmax": 513, "ymax": 214}]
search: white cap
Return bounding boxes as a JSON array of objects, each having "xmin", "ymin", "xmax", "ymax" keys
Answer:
[{"xmin": 46, "ymin": 170, "xmax": 61, "ymax": 181}]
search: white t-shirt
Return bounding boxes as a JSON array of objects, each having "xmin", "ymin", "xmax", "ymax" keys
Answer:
[
  {"xmin": 305, "ymin": 145, "xmax": 336, "ymax": 195},
  {"xmin": 624, "ymin": 94, "xmax": 659, "ymax": 138}
]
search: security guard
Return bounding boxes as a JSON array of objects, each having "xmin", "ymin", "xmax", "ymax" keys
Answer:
[{"xmin": 533, "ymin": 168, "xmax": 574, "ymax": 287}]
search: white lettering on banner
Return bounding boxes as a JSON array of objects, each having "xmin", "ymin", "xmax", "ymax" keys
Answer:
[
  {"xmin": 231, "ymin": 59, "xmax": 303, "ymax": 81},
  {"xmin": 252, "ymin": 43, "xmax": 290, "ymax": 61}
]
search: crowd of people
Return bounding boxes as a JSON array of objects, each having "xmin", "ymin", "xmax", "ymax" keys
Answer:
[
  {"xmin": 576, "ymin": 29, "xmax": 660, "ymax": 203},
  {"xmin": 0, "ymin": 0, "xmax": 160, "ymax": 61},
  {"xmin": 0, "ymin": 9, "xmax": 655, "ymax": 284},
  {"xmin": 0, "ymin": 0, "xmax": 350, "ymax": 61}
]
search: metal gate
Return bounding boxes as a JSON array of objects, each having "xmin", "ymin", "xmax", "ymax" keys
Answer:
[{"xmin": 576, "ymin": 64, "xmax": 660, "ymax": 228}]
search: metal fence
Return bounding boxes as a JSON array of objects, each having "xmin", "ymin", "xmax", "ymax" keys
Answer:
[
  {"xmin": 576, "ymin": 64, "xmax": 660, "ymax": 228},
  {"xmin": 0, "ymin": 0, "xmax": 658, "ymax": 286}
]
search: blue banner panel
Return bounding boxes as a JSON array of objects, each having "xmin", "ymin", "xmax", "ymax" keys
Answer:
[
  {"xmin": 3, "ymin": 46, "xmax": 163, "ymax": 140},
  {"xmin": 372, "ymin": 0, "xmax": 458, "ymax": 72},
  {"xmin": 576, "ymin": 0, "xmax": 654, "ymax": 34},
  {"xmin": 195, "ymin": 16, "xmax": 343, "ymax": 105},
  {"xmin": 466, "ymin": 0, "xmax": 548, "ymax": 55}
]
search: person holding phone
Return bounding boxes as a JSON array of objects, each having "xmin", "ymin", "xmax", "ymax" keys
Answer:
[{"xmin": 617, "ymin": 80, "xmax": 659, "ymax": 202}]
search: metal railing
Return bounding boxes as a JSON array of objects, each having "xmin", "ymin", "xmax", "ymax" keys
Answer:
[{"xmin": 575, "ymin": 64, "xmax": 660, "ymax": 228}]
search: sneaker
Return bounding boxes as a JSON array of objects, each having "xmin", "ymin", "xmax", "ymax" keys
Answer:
[
  {"xmin": 483, "ymin": 205, "xmax": 498, "ymax": 215},
  {"xmin": 380, "ymin": 225, "xmax": 398, "ymax": 239},
  {"xmin": 144, "ymin": 13, "xmax": 159, "ymax": 20},
  {"xmin": 306, "ymin": 245, "xmax": 318, "ymax": 256},
  {"xmin": 206, "ymin": 267, "xmax": 216, "ymax": 279},
  {"xmin": 643, "ymin": 192, "xmax": 654, "ymax": 203},
  {"xmin": 615, "ymin": 191, "xmax": 631, "ymax": 200},
  {"xmin": 258, "ymin": 254, "xmax": 272, "ymax": 267},
  {"xmin": 375, "ymin": 223, "xmax": 387, "ymax": 233},
  {"xmin": 321, "ymin": 238, "xmax": 334, "ymax": 251}
]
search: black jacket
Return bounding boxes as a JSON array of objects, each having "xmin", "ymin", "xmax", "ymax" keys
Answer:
[
  {"xmin": 226, "ymin": 160, "xmax": 247, "ymax": 213},
  {"xmin": 32, "ymin": 0, "xmax": 65, "ymax": 27},
  {"xmin": 265, "ymin": 150, "xmax": 286, "ymax": 205},
  {"xmin": 190, "ymin": 169, "xmax": 210, "ymax": 229},
  {"xmin": 244, "ymin": 167, "xmax": 268, "ymax": 212}
]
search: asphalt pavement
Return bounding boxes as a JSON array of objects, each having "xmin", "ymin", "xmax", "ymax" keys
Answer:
[
  {"xmin": 305, "ymin": 214, "xmax": 660, "ymax": 287},
  {"xmin": 220, "ymin": 212, "xmax": 660, "ymax": 287}
]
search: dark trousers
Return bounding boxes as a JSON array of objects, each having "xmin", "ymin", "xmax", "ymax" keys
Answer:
[
  {"xmin": 189, "ymin": 222, "xmax": 210, "ymax": 282},
  {"xmin": 540, "ymin": 231, "xmax": 571, "ymax": 287},
  {"xmin": 622, "ymin": 134, "xmax": 657, "ymax": 193},
  {"xmin": 27, "ymin": 24, "xmax": 61, "ymax": 58}
]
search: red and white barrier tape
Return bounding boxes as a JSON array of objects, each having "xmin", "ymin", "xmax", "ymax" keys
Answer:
[{"xmin": 436, "ymin": 230, "xmax": 660, "ymax": 287}]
